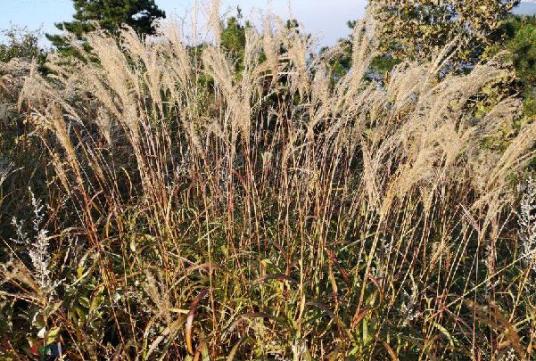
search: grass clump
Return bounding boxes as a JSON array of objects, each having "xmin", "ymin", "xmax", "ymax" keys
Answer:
[{"xmin": 2, "ymin": 7, "xmax": 536, "ymax": 360}]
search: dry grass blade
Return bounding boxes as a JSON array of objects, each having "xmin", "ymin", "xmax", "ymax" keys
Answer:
[{"xmin": 186, "ymin": 289, "xmax": 209, "ymax": 355}]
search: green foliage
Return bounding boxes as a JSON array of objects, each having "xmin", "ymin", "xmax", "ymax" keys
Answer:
[
  {"xmin": 369, "ymin": 0, "xmax": 520, "ymax": 63},
  {"xmin": 220, "ymin": 10, "xmax": 249, "ymax": 73},
  {"xmin": 506, "ymin": 16, "xmax": 536, "ymax": 117},
  {"xmin": 323, "ymin": 21, "xmax": 401, "ymax": 82},
  {"xmin": 321, "ymin": 22, "xmax": 354, "ymax": 82},
  {"xmin": 221, "ymin": 17, "xmax": 246, "ymax": 55},
  {"xmin": 0, "ymin": 27, "xmax": 43, "ymax": 63},
  {"xmin": 506, "ymin": 17, "xmax": 536, "ymax": 83},
  {"xmin": 369, "ymin": 54, "xmax": 402, "ymax": 77},
  {"xmin": 46, "ymin": 0, "xmax": 165, "ymax": 56},
  {"xmin": 486, "ymin": 15, "xmax": 536, "ymax": 118},
  {"xmin": 218, "ymin": 11, "xmax": 303, "ymax": 76}
]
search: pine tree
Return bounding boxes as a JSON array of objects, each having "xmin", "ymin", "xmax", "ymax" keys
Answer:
[
  {"xmin": 502, "ymin": 15, "xmax": 536, "ymax": 117},
  {"xmin": 46, "ymin": 0, "xmax": 165, "ymax": 55}
]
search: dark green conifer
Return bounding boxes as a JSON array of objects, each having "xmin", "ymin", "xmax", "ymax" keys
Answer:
[{"xmin": 46, "ymin": 0, "xmax": 165, "ymax": 56}]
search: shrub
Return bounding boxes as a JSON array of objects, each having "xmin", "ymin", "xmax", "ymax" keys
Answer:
[{"xmin": 0, "ymin": 27, "xmax": 42, "ymax": 63}]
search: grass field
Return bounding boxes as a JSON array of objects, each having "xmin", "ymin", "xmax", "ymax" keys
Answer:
[{"xmin": 1, "ymin": 9, "xmax": 536, "ymax": 360}]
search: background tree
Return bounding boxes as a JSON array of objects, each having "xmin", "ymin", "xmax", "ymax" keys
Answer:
[
  {"xmin": 327, "ymin": 1, "xmax": 526, "ymax": 81},
  {"xmin": 0, "ymin": 27, "xmax": 42, "ymax": 63},
  {"xmin": 47, "ymin": 0, "xmax": 165, "ymax": 55},
  {"xmin": 487, "ymin": 15, "xmax": 536, "ymax": 118},
  {"xmin": 220, "ymin": 8, "xmax": 249, "ymax": 72},
  {"xmin": 323, "ymin": 20, "xmax": 401, "ymax": 83},
  {"xmin": 369, "ymin": 0, "xmax": 520, "ymax": 63},
  {"xmin": 507, "ymin": 16, "xmax": 536, "ymax": 116}
]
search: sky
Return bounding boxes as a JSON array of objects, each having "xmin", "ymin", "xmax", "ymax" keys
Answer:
[
  {"xmin": 2, "ymin": 0, "xmax": 535, "ymax": 47},
  {"xmin": 514, "ymin": 1, "xmax": 536, "ymax": 15},
  {"xmin": 0, "ymin": 0, "xmax": 367, "ymax": 47}
]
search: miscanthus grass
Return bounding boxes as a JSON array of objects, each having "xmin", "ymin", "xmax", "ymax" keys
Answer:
[{"xmin": 2, "ymin": 5, "xmax": 536, "ymax": 360}]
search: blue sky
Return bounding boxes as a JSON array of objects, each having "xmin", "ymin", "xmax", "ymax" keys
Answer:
[{"xmin": 0, "ymin": 0, "xmax": 367, "ymax": 47}]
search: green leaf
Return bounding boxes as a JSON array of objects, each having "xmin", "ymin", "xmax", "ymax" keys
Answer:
[
  {"xmin": 432, "ymin": 322, "xmax": 456, "ymax": 348},
  {"xmin": 46, "ymin": 327, "xmax": 61, "ymax": 345}
]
